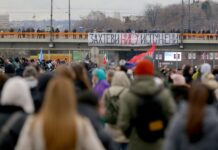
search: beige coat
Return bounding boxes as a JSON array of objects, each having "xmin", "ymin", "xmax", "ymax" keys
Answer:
[
  {"xmin": 15, "ymin": 116, "xmax": 105, "ymax": 150},
  {"xmin": 103, "ymin": 71, "xmax": 130, "ymax": 143}
]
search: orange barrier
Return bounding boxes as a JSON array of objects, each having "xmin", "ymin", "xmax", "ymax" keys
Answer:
[
  {"xmin": 0, "ymin": 32, "xmax": 217, "ymax": 40},
  {"xmin": 0, "ymin": 32, "xmax": 88, "ymax": 39},
  {"xmin": 181, "ymin": 33, "xmax": 218, "ymax": 39},
  {"xmin": 30, "ymin": 54, "xmax": 72, "ymax": 61}
]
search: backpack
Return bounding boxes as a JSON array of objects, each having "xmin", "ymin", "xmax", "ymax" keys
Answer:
[
  {"xmin": 134, "ymin": 87, "xmax": 168, "ymax": 143},
  {"xmin": 0, "ymin": 112, "xmax": 27, "ymax": 150},
  {"xmin": 105, "ymin": 88, "xmax": 125, "ymax": 125}
]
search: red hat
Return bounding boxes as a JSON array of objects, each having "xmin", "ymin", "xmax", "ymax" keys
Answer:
[{"xmin": 134, "ymin": 60, "xmax": 154, "ymax": 76}]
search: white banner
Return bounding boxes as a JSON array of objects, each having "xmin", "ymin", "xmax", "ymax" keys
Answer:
[
  {"xmin": 215, "ymin": 53, "xmax": 218, "ymax": 60},
  {"xmin": 88, "ymin": 33, "xmax": 179, "ymax": 47},
  {"xmin": 164, "ymin": 52, "xmax": 182, "ymax": 61}
]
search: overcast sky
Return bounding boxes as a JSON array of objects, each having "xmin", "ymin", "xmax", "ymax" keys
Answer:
[{"xmin": 0, "ymin": 0, "xmax": 184, "ymax": 20}]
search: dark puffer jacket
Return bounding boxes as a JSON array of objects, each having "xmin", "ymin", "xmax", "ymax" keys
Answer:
[
  {"xmin": 0, "ymin": 105, "xmax": 27, "ymax": 150},
  {"xmin": 77, "ymin": 91, "xmax": 118, "ymax": 150}
]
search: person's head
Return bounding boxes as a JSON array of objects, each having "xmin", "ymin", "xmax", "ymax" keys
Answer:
[
  {"xmin": 0, "ymin": 74, "xmax": 8, "ymax": 95},
  {"xmin": 212, "ymin": 68, "xmax": 218, "ymax": 76},
  {"xmin": 183, "ymin": 65, "xmax": 193, "ymax": 76},
  {"xmin": 71, "ymin": 63, "xmax": 91, "ymax": 90},
  {"xmin": 186, "ymin": 82, "xmax": 213, "ymax": 143},
  {"xmin": 120, "ymin": 65, "xmax": 128, "ymax": 73},
  {"xmin": 170, "ymin": 74, "xmax": 190, "ymax": 102},
  {"xmin": 36, "ymin": 73, "xmax": 54, "ymax": 112},
  {"xmin": 78, "ymin": 91, "xmax": 99, "ymax": 108},
  {"xmin": 4, "ymin": 64, "xmax": 15, "ymax": 77},
  {"xmin": 134, "ymin": 60, "xmax": 154, "ymax": 76},
  {"xmin": 1, "ymin": 77, "xmax": 34, "ymax": 113},
  {"xmin": 106, "ymin": 70, "xmax": 114, "ymax": 85},
  {"xmin": 92, "ymin": 68, "xmax": 106, "ymax": 84},
  {"xmin": 37, "ymin": 76, "xmax": 77, "ymax": 150},
  {"xmin": 23, "ymin": 66, "xmax": 38, "ymax": 78},
  {"xmin": 111, "ymin": 71, "xmax": 130, "ymax": 88},
  {"xmin": 55, "ymin": 65, "xmax": 75, "ymax": 81},
  {"xmin": 171, "ymin": 74, "xmax": 187, "ymax": 86},
  {"xmin": 201, "ymin": 63, "xmax": 211, "ymax": 75}
]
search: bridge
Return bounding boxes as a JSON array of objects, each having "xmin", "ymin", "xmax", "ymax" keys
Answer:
[{"xmin": 0, "ymin": 32, "xmax": 218, "ymax": 52}]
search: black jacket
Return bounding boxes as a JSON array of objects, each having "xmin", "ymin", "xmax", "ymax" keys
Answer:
[
  {"xmin": 0, "ymin": 105, "xmax": 27, "ymax": 150},
  {"xmin": 77, "ymin": 91, "xmax": 118, "ymax": 150},
  {"xmin": 78, "ymin": 103, "xmax": 118, "ymax": 150}
]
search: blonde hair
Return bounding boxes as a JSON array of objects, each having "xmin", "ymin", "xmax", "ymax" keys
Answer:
[{"xmin": 36, "ymin": 76, "xmax": 77, "ymax": 150}]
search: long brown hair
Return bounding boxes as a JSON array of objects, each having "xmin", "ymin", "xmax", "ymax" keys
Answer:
[
  {"xmin": 36, "ymin": 77, "xmax": 77, "ymax": 150},
  {"xmin": 55, "ymin": 65, "xmax": 75, "ymax": 81},
  {"xmin": 186, "ymin": 82, "xmax": 209, "ymax": 142},
  {"xmin": 71, "ymin": 63, "xmax": 91, "ymax": 90}
]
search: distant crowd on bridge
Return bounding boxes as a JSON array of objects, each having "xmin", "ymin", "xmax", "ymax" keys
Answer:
[
  {"xmin": 1, "ymin": 27, "xmax": 218, "ymax": 34},
  {"xmin": 0, "ymin": 27, "xmax": 218, "ymax": 40}
]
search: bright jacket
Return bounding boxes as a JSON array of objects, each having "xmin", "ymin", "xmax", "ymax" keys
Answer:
[{"xmin": 93, "ymin": 80, "xmax": 110, "ymax": 98}]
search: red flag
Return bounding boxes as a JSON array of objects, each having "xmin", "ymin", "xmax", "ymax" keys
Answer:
[
  {"xmin": 103, "ymin": 54, "xmax": 107, "ymax": 65},
  {"xmin": 128, "ymin": 43, "xmax": 156, "ymax": 63}
]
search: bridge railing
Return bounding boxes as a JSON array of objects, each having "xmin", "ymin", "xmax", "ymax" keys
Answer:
[
  {"xmin": 0, "ymin": 32, "xmax": 218, "ymax": 41},
  {"xmin": 0, "ymin": 32, "xmax": 88, "ymax": 40},
  {"xmin": 181, "ymin": 33, "xmax": 218, "ymax": 40}
]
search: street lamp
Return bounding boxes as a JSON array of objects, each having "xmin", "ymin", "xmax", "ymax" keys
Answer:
[
  {"xmin": 180, "ymin": 0, "xmax": 185, "ymax": 48},
  {"xmin": 50, "ymin": 0, "xmax": 53, "ymax": 42},
  {"xmin": 188, "ymin": 0, "xmax": 191, "ymax": 31},
  {"xmin": 68, "ymin": 0, "xmax": 71, "ymax": 31}
]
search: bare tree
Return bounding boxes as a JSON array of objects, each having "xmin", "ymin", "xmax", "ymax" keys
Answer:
[{"xmin": 145, "ymin": 4, "xmax": 161, "ymax": 28}]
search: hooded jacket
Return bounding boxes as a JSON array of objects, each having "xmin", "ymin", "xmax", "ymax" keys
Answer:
[
  {"xmin": 1, "ymin": 77, "xmax": 34, "ymax": 114},
  {"xmin": 103, "ymin": 71, "xmax": 130, "ymax": 143},
  {"xmin": 0, "ymin": 77, "xmax": 34, "ymax": 150},
  {"xmin": 118, "ymin": 76, "xmax": 176, "ymax": 150},
  {"xmin": 163, "ymin": 104, "xmax": 218, "ymax": 150}
]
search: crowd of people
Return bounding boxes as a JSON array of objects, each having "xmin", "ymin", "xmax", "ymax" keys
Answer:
[
  {"xmin": 0, "ymin": 56, "xmax": 218, "ymax": 150},
  {"xmin": 2, "ymin": 27, "xmax": 218, "ymax": 34}
]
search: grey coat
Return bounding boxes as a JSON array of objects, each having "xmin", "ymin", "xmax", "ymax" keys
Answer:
[{"xmin": 163, "ymin": 104, "xmax": 218, "ymax": 150}]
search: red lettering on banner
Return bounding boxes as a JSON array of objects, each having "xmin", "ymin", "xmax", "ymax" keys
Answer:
[{"xmin": 121, "ymin": 33, "xmax": 131, "ymax": 45}]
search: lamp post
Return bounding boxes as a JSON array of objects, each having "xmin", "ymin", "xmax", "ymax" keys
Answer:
[
  {"xmin": 188, "ymin": 0, "xmax": 191, "ymax": 31},
  {"xmin": 50, "ymin": 0, "xmax": 53, "ymax": 42},
  {"xmin": 180, "ymin": 0, "xmax": 185, "ymax": 48},
  {"xmin": 68, "ymin": 0, "xmax": 71, "ymax": 31}
]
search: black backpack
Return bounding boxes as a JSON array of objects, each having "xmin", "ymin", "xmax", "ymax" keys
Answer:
[{"xmin": 134, "ymin": 87, "xmax": 168, "ymax": 143}]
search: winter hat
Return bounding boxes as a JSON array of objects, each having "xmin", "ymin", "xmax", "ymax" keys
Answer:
[
  {"xmin": 134, "ymin": 60, "xmax": 154, "ymax": 76},
  {"xmin": 171, "ymin": 74, "xmax": 186, "ymax": 86},
  {"xmin": 1, "ymin": 77, "xmax": 34, "ymax": 113},
  {"xmin": 92, "ymin": 68, "xmax": 106, "ymax": 81},
  {"xmin": 201, "ymin": 63, "xmax": 211, "ymax": 74}
]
